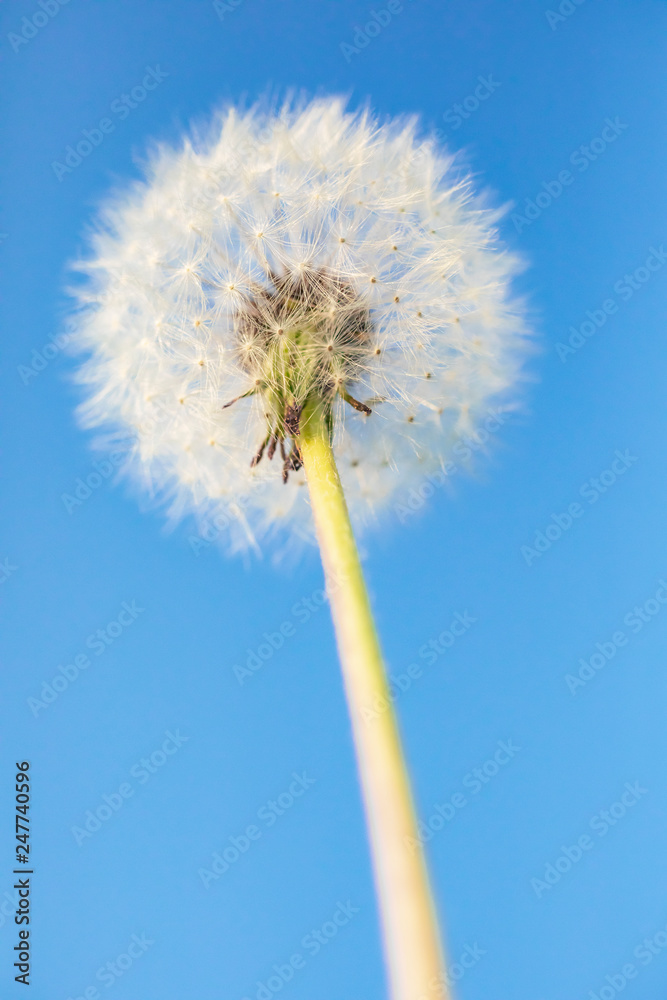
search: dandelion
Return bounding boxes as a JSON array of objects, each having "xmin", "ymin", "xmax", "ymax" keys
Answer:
[{"xmin": 68, "ymin": 97, "xmax": 529, "ymax": 1000}]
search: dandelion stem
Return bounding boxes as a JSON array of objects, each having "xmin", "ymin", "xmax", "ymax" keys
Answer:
[{"xmin": 298, "ymin": 399, "xmax": 449, "ymax": 1000}]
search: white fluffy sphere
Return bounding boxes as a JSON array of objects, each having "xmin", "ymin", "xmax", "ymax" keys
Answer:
[{"xmin": 70, "ymin": 97, "xmax": 529, "ymax": 553}]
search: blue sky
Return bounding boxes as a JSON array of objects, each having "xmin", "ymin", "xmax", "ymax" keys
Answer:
[{"xmin": 2, "ymin": 1, "xmax": 667, "ymax": 998}]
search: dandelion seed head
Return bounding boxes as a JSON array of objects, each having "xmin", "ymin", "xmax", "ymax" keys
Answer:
[{"xmin": 68, "ymin": 97, "xmax": 529, "ymax": 554}]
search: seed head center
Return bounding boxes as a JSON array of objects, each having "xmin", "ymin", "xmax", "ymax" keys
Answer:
[{"xmin": 230, "ymin": 268, "xmax": 374, "ymax": 480}]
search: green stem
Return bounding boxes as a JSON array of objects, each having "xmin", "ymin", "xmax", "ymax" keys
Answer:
[{"xmin": 298, "ymin": 399, "xmax": 449, "ymax": 1000}]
